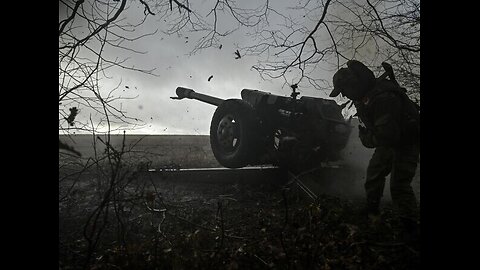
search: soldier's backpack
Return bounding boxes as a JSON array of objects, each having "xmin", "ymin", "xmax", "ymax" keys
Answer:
[{"xmin": 379, "ymin": 76, "xmax": 420, "ymax": 146}]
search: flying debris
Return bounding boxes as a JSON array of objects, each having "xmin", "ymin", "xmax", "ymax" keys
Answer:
[
  {"xmin": 64, "ymin": 107, "xmax": 78, "ymax": 126},
  {"xmin": 219, "ymin": 44, "xmax": 223, "ymax": 50},
  {"xmin": 125, "ymin": 86, "xmax": 130, "ymax": 89},
  {"xmin": 208, "ymin": 75, "xmax": 213, "ymax": 81},
  {"xmin": 234, "ymin": 49, "xmax": 241, "ymax": 59},
  {"xmin": 290, "ymin": 84, "xmax": 300, "ymax": 99}
]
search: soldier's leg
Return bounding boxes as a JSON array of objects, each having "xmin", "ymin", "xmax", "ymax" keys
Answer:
[
  {"xmin": 390, "ymin": 145, "xmax": 420, "ymax": 221},
  {"xmin": 364, "ymin": 146, "xmax": 394, "ymax": 214}
]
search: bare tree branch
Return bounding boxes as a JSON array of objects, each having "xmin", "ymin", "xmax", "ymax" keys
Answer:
[{"xmin": 59, "ymin": 0, "xmax": 85, "ymax": 36}]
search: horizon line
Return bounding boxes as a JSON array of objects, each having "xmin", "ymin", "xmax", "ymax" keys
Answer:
[{"xmin": 59, "ymin": 133, "xmax": 210, "ymax": 136}]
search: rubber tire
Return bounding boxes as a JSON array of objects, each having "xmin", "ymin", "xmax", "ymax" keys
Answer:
[{"xmin": 210, "ymin": 99, "xmax": 260, "ymax": 168}]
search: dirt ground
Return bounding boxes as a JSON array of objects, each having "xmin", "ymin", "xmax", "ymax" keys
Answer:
[{"xmin": 59, "ymin": 162, "xmax": 421, "ymax": 270}]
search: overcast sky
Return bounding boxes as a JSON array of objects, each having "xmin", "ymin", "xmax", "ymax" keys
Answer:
[{"xmin": 61, "ymin": 1, "xmax": 347, "ymax": 135}]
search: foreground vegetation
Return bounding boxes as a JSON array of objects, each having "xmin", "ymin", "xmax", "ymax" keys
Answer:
[{"xmin": 59, "ymin": 157, "xmax": 420, "ymax": 270}]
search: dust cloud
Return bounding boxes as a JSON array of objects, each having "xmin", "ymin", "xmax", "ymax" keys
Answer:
[{"xmin": 300, "ymin": 118, "xmax": 421, "ymax": 204}]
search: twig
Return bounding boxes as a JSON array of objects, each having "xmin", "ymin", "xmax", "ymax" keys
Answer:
[
  {"xmin": 145, "ymin": 202, "xmax": 167, "ymax": 213},
  {"xmin": 253, "ymin": 254, "xmax": 269, "ymax": 266},
  {"xmin": 281, "ymin": 188, "xmax": 289, "ymax": 227},
  {"xmin": 280, "ymin": 187, "xmax": 291, "ymax": 267},
  {"xmin": 215, "ymin": 200, "xmax": 225, "ymax": 251},
  {"xmin": 286, "ymin": 171, "xmax": 318, "ymax": 201},
  {"xmin": 405, "ymin": 245, "xmax": 419, "ymax": 256},
  {"xmin": 372, "ymin": 241, "xmax": 405, "ymax": 247}
]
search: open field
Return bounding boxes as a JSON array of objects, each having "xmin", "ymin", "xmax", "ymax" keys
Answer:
[
  {"xmin": 59, "ymin": 134, "xmax": 221, "ymax": 169},
  {"xmin": 59, "ymin": 121, "xmax": 420, "ymax": 201}
]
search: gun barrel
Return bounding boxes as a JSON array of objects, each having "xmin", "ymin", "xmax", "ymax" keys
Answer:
[{"xmin": 174, "ymin": 87, "xmax": 224, "ymax": 106}]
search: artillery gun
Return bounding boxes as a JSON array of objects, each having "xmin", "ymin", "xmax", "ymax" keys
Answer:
[{"xmin": 172, "ymin": 86, "xmax": 352, "ymax": 172}]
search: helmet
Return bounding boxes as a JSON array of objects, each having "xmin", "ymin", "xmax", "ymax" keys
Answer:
[{"xmin": 330, "ymin": 60, "xmax": 375, "ymax": 100}]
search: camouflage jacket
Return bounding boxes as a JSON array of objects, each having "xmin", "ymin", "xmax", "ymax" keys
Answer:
[{"xmin": 354, "ymin": 79, "xmax": 419, "ymax": 148}]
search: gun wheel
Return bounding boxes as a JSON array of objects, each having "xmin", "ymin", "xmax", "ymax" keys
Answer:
[
  {"xmin": 216, "ymin": 114, "xmax": 238, "ymax": 151},
  {"xmin": 210, "ymin": 99, "xmax": 260, "ymax": 168}
]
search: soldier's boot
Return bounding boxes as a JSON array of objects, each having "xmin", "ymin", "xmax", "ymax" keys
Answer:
[
  {"xmin": 367, "ymin": 206, "xmax": 382, "ymax": 229},
  {"xmin": 363, "ymin": 199, "xmax": 382, "ymax": 229},
  {"xmin": 400, "ymin": 217, "xmax": 420, "ymax": 244}
]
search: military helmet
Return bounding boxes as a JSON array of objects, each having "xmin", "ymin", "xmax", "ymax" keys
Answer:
[{"xmin": 330, "ymin": 60, "xmax": 375, "ymax": 100}]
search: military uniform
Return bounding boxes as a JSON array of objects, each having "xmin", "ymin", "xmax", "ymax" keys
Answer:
[
  {"xmin": 330, "ymin": 60, "xmax": 420, "ymax": 227},
  {"xmin": 330, "ymin": 60, "xmax": 420, "ymax": 240},
  {"xmin": 354, "ymin": 78, "xmax": 420, "ymax": 222}
]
